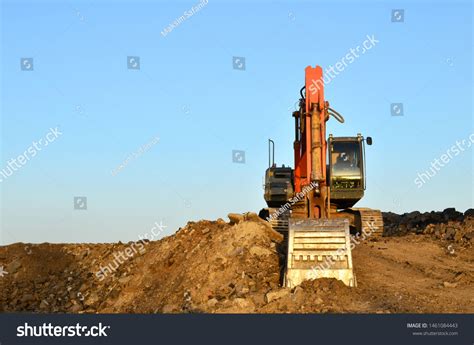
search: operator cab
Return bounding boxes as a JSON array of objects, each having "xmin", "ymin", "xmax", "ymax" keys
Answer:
[{"xmin": 328, "ymin": 134, "xmax": 372, "ymax": 209}]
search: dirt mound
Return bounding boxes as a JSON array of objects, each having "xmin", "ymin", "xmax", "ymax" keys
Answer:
[
  {"xmin": 115, "ymin": 216, "xmax": 284, "ymax": 313},
  {"xmin": 383, "ymin": 208, "xmax": 474, "ymax": 245},
  {"xmin": 0, "ymin": 215, "xmax": 285, "ymax": 313},
  {"xmin": 1, "ymin": 210, "xmax": 473, "ymax": 314}
]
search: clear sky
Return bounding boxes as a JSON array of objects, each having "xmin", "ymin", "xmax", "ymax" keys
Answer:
[{"xmin": 1, "ymin": 0, "xmax": 472, "ymax": 244}]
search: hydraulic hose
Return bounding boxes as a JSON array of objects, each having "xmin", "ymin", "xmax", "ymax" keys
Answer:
[
  {"xmin": 328, "ymin": 107, "xmax": 345, "ymax": 123},
  {"xmin": 300, "ymin": 86, "xmax": 306, "ymax": 100}
]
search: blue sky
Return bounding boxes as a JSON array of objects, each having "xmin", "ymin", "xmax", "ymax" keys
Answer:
[{"xmin": 1, "ymin": 0, "xmax": 472, "ymax": 244}]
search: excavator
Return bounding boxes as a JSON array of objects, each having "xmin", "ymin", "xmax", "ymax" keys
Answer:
[{"xmin": 261, "ymin": 65, "xmax": 383, "ymax": 288}]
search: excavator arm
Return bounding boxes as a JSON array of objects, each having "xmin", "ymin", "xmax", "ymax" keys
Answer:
[
  {"xmin": 264, "ymin": 65, "xmax": 383, "ymax": 288},
  {"xmin": 286, "ymin": 66, "xmax": 356, "ymax": 288}
]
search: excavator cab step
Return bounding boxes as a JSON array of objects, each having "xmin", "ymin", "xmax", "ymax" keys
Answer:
[{"xmin": 284, "ymin": 218, "xmax": 356, "ymax": 288}]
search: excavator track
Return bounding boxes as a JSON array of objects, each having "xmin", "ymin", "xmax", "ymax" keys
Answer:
[
  {"xmin": 267, "ymin": 208, "xmax": 290, "ymax": 234},
  {"xmin": 285, "ymin": 218, "xmax": 356, "ymax": 288},
  {"xmin": 353, "ymin": 208, "xmax": 384, "ymax": 237}
]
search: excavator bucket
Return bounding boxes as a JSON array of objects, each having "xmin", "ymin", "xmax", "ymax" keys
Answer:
[{"xmin": 284, "ymin": 218, "xmax": 356, "ymax": 288}]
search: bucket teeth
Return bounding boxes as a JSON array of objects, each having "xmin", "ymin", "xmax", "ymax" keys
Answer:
[{"xmin": 284, "ymin": 218, "xmax": 356, "ymax": 288}]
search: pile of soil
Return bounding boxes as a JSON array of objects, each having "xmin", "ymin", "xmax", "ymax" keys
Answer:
[
  {"xmin": 383, "ymin": 208, "xmax": 474, "ymax": 244},
  {"xmin": 1, "ymin": 210, "xmax": 473, "ymax": 314}
]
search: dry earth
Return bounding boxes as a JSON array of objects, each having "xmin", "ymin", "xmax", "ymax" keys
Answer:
[{"xmin": 1, "ymin": 209, "xmax": 473, "ymax": 313}]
